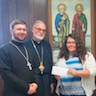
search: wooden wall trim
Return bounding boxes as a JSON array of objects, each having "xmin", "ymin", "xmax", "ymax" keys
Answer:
[
  {"xmin": 91, "ymin": 0, "xmax": 95, "ymax": 56},
  {"xmin": 48, "ymin": 0, "xmax": 53, "ymax": 49}
]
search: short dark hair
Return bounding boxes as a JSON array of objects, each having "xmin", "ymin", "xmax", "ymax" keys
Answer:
[{"xmin": 10, "ymin": 19, "xmax": 27, "ymax": 30}]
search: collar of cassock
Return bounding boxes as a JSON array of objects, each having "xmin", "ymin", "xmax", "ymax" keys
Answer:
[
  {"xmin": 32, "ymin": 37, "xmax": 43, "ymax": 45},
  {"xmin": 11, "ymin": 40, "xmax": 24, "ymax": 46}
]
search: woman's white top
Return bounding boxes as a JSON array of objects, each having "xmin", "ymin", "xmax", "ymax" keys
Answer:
[{"xmin": 56, "ymin": 52, "xmax": 96, "ymax": 96}]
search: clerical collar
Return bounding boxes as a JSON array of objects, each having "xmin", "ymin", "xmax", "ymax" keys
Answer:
[
  {"xmin": 32, "ymin": 37, "xmax": 42, "ymax": 44},
  {"xmin": 12, "ymin": 38, "xmax": 24, "ymax": 43},
  {"xmin": 11, "ymin": 40, "xmax": 24, "ymax": 46}
]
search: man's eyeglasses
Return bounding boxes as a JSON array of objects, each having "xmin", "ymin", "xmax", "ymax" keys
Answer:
[{"xmin": 35, "ymin": 27, "xmax": 46, "ymax": 33}]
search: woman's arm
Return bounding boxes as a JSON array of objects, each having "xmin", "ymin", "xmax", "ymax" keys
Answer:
[
  {"xmin": 67, "ymin": 68, "xmax": 90, "ymax": 78},
  {"xmin": 68, "ymin": 52, "xmax": 96, "ymax": 78}
]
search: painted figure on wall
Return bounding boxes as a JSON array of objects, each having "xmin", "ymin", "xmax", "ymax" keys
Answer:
[
  {"xmin": 55, "ymin": 3, "xmax": 70, "ymax": 48},
  {"xmin": 72, "ymin": 3, "xmax": 87, "ymax": 44}
]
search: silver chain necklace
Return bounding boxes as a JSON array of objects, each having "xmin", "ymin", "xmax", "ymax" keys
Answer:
[{"xmin": 10, "ymin": 41, "xmax": 32, "ymax": 70}]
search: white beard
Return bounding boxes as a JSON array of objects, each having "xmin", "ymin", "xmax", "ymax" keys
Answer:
[
  {"xmin": 32, "ymin": 35, "xmax": 45, "ymax": 42},
  {"xmin": 34, "ymin": 35, "xmax": 44, "ymax": 41}
]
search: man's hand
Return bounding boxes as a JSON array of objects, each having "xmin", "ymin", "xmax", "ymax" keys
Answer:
[
  {"xmin": 50, "ymin": 83, "xmax": 54, "ymax": 93},
  {"xmin": 27, "ymin": 83, "xmax": 38, "ymax": 95}
]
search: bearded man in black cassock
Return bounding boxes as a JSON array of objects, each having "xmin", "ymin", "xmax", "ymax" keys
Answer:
[
  {"xmin": 25, "ymin": 20, "xmax": 55, "ymax": 96},
  {"xmin": 0, "ymin": 19, "xmax": 38, "ymax": 96}
]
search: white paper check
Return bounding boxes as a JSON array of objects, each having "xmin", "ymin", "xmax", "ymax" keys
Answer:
[{"xmin": 52, "ymin": 66, "xmax": 68, "ymax": 76}]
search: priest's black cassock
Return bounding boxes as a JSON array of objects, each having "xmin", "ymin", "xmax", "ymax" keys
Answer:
[
  {"xmin": 25, "ymin": 39, "xmax": 54, "ymax": 96},
  {"xmin": 0, "ymin": 40, "xmax": 37, "ymax": 96}
]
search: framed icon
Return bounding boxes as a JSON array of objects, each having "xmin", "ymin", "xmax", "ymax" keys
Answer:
[{"xmin": 48, "ymin": 0, "xmax": 95, "ymax": 63}]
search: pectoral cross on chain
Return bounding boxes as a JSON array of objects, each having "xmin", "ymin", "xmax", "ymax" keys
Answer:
[{"xmin": 27, "ymin": 61, "xmax": 32, "ymax": 70}]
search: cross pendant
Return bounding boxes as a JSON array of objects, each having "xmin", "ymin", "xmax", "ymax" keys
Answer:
[{"xmin": 27, "ymin": 61, "xmax": 32, "ymax": 70}]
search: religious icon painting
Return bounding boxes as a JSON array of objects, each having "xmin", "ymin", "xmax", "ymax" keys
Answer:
[{"xmin": 48, "ymin": 0, "xmax": 94, "ymax": 63}]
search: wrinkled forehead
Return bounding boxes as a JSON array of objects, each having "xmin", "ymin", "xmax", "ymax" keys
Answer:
[{"xmin": 34, "ymin": 21, "xmax": 46, "ymax": 28}]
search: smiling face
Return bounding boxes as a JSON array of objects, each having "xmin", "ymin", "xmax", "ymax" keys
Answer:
[
  {"xmin": 11, "ymin": 24, "xmax": 27, "ymax": 42},
  {"xmin": 32, "ymin": 21, "xmax": 46, "ymax": 42},
  {"xmin": 66, "ymin": 37, "xmax": 76, "ymax": 55}
]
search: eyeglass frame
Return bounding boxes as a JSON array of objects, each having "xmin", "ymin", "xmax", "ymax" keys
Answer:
[{"xmin": 34, "ymin": 27, "xmax": 46, "ymax": 33}]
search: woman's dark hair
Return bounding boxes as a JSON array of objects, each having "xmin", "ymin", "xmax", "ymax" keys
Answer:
[{"xmin": 58, "ymin": 33, "xmax": 87, "ymax": 63}]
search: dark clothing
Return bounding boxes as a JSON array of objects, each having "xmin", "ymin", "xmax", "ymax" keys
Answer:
[
  {"xmin": 0, "ymin": 40, "xmax": 37, "ymax": 96},
  {"xmin": 25, "ymin": 39, "xmax": 54, "ymax": 96},
  {"xmin": 0, "ymin": 75, "xmax": 3, "ymax": 96},
  {"xmin": 60, "ymin": 94, "xmax": 86, "ymax": 96}
]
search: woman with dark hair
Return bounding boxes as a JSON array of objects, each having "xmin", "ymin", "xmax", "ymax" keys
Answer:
[{"xmin": 55, "ymin": 33, "xmax": 96, "ymax": 96}]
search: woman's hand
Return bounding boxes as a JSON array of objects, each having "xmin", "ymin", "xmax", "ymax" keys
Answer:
[{"xmin": 67, "ymin": 68, "xmax": 77, "ymax": 76}]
